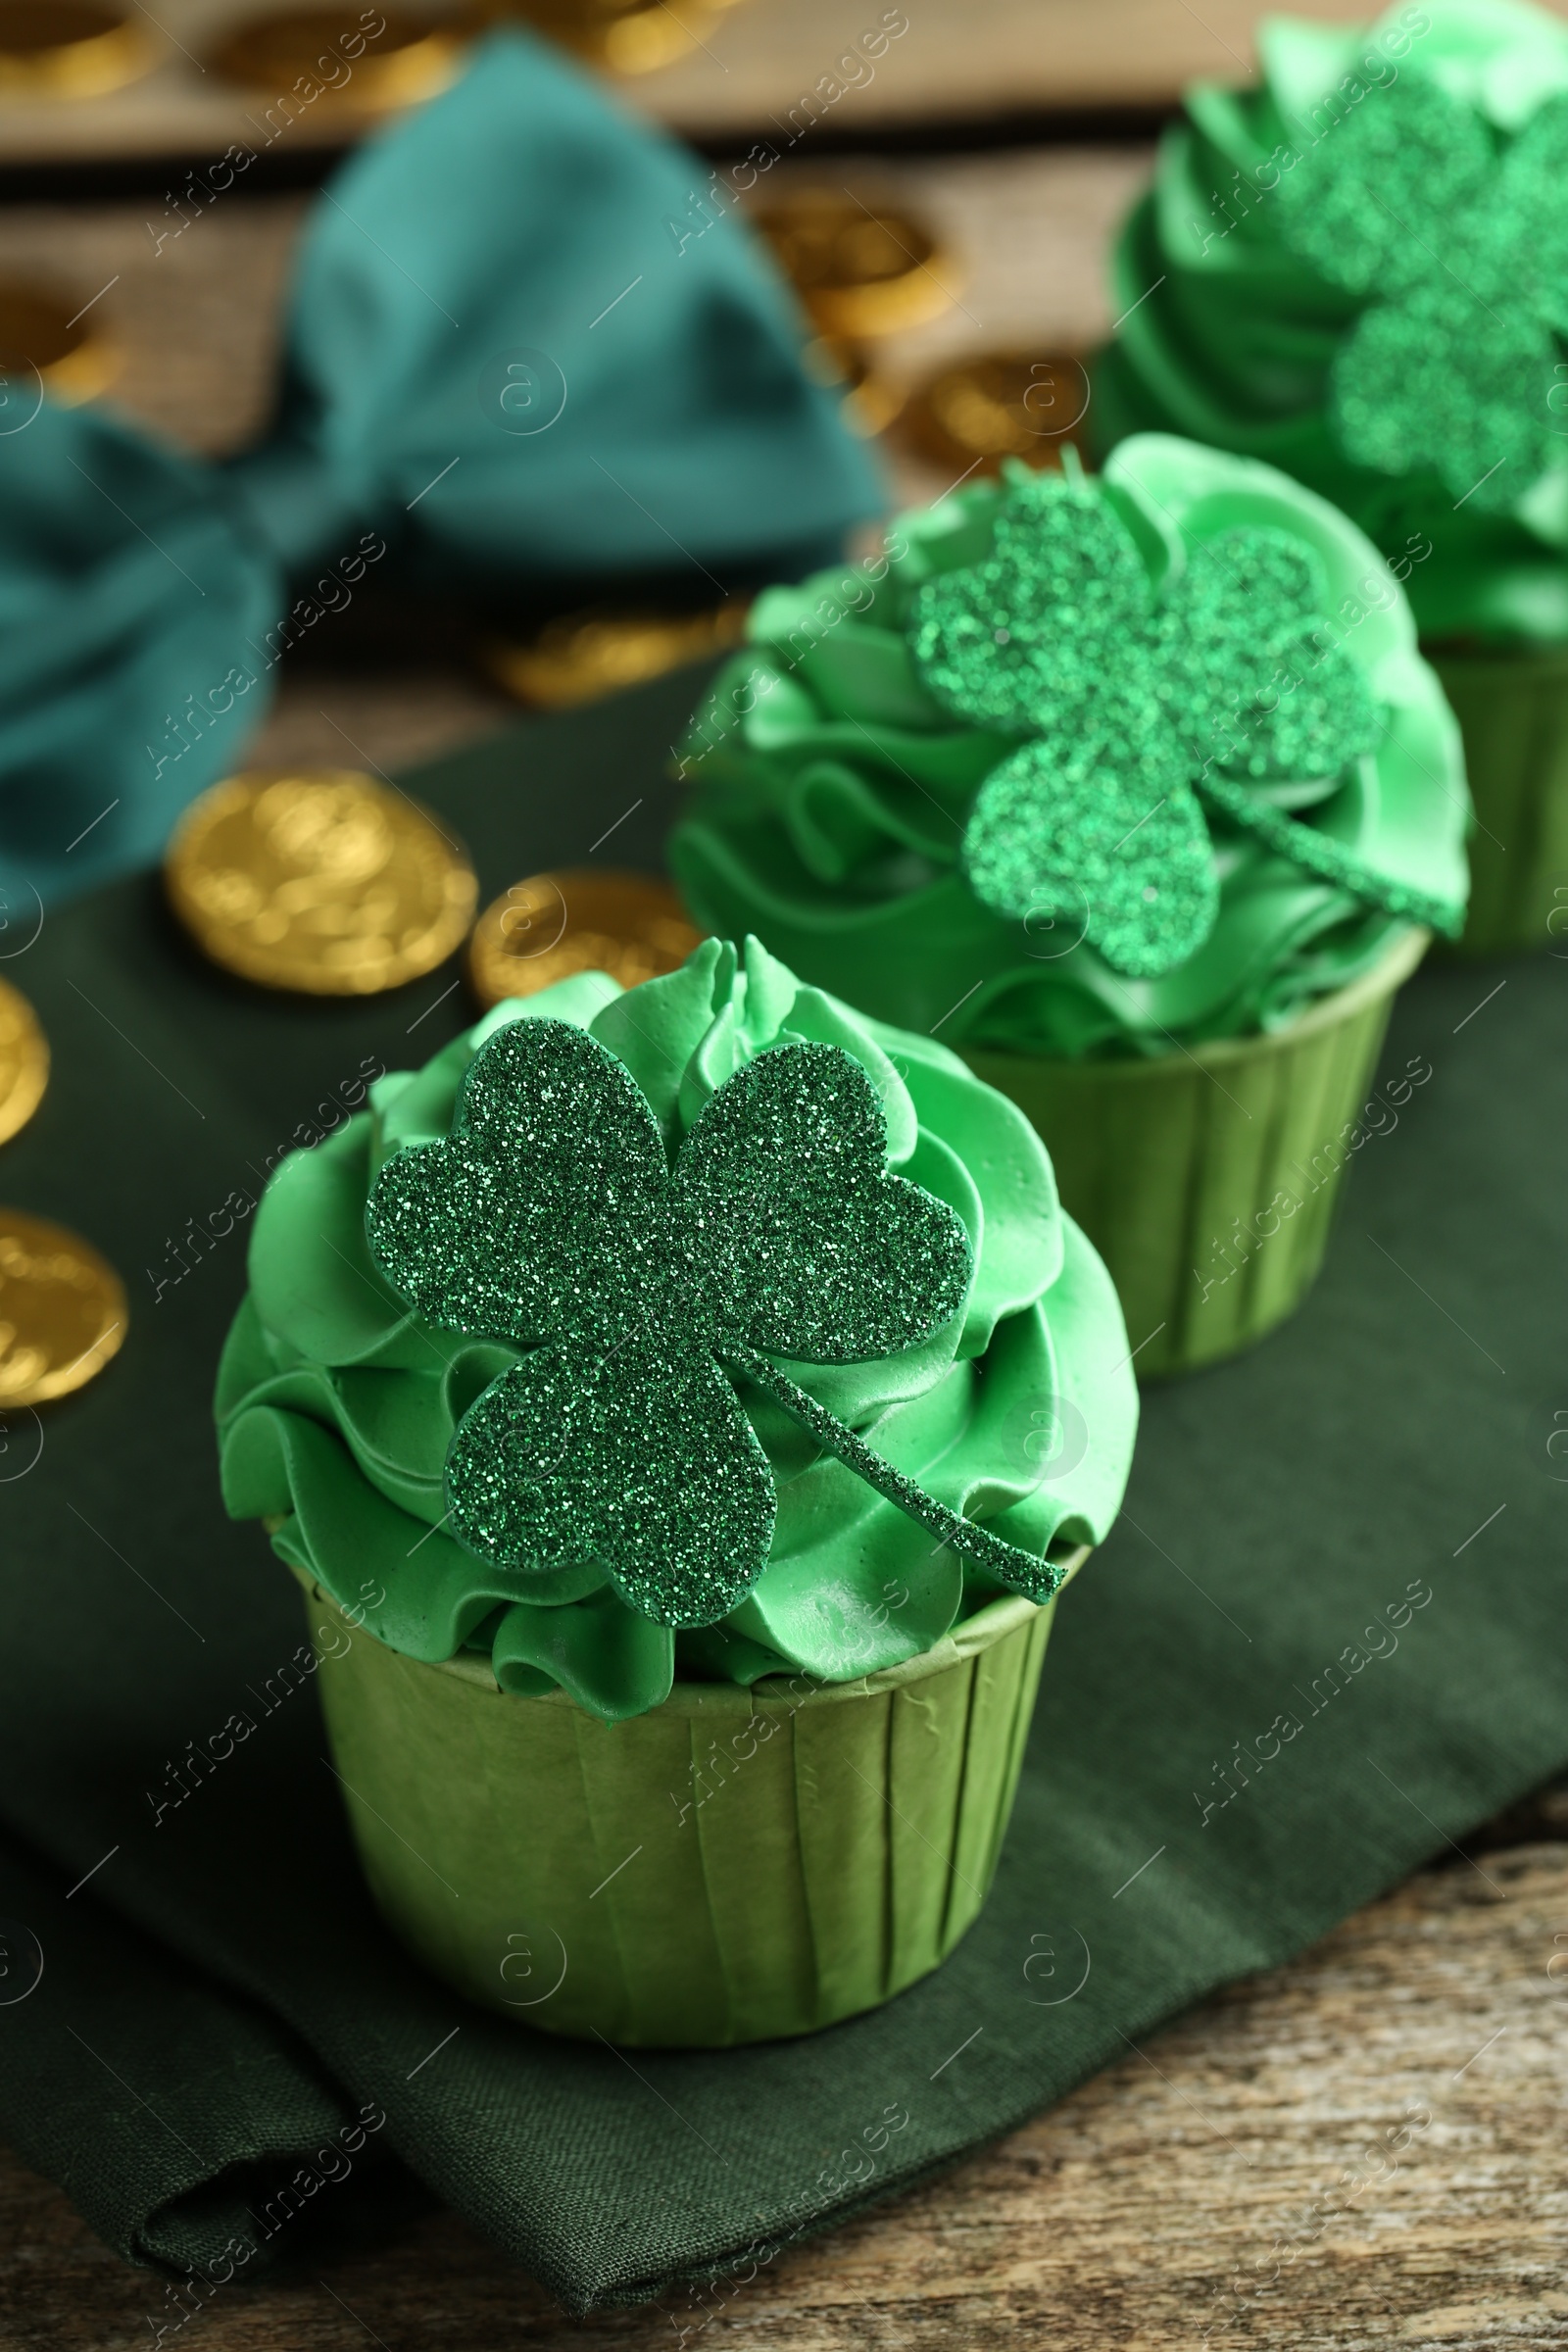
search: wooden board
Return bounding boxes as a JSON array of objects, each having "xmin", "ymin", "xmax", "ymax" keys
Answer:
[{"xmin": 5, "ymin": 0, "xmax": 1547, "ymax": 168}]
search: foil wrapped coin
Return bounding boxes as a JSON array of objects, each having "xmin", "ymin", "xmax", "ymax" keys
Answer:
[
  {"xmin": 752, "ymin": 190, "xmax": 956, "ymax": 337},
  {"xmin": 480, "ymin": 0, "xmax": 717, "ymax": 74},
  {"xmin": 208, "ymin": 6, "xmax": 466, "ymax": 107},
  {"xmin": 166, "ymin": 769, "xmax": 477, "ymax": 996},
  {"xmin": 0, "ymin": 981, "xmax": 47, "ymax": 1149},
  {"xmin": 467, "ymin": 868, "xmax": 701, "ymax": 1007},
  {"xmin": 0, "ymin": 1209, "xmax": 125, "ymax": 1406},
  {"xmin": 801, "ymin": 333, "xmax": 904, "ymax": 438},
  {"xmin": 485, "ymin": 604, "xmax": 747, "ymax": 710},
  {"xmin": 0, "ymin": 0, "xmax": 152, "ymax": 97},
  {"xmin": 0, "ymin": 277, "xmax": 117, "ymax": 406},
  {"xmin": 900, "ymin": 350, "xmax": 1093, "ymax": 473}
]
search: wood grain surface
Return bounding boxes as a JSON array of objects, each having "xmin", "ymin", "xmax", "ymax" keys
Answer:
[
  {"xmin": 3, "ymin": 1826, "xmax": 1565, "ymax": 2349},
  {"xmin": 0, "ymin": 0, "xmax": 1489, "ymax": 168}
]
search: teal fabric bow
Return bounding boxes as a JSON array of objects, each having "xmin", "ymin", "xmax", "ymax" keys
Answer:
[{"xmin": 0, "ymin": 30, "xmax": 883, "ymax": 911}]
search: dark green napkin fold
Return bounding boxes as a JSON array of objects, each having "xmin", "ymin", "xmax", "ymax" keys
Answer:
[
  {"xmin": 0, "ymin": 665, "xmax": 1563, "ymax": 2315},
  {"xmin": 0, "ymin": 1836, "xmax": 428, "ymax": 2280}
]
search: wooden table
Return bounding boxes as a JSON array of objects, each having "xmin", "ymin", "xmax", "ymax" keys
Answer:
[
  {"xmin": 0, "ymin": 0, "xmax": 1493, "ymax": 167},
  {"xmin": 3, "ymin": 157, "xmax": 1566, "ymax": 2350}
]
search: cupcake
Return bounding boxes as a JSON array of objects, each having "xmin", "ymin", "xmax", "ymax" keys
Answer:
[
  {"xmin": 669, "ymin": 436, "xmax": 1468, "ymax": 1375},
  {"xmin": 1095, "ymin": 0, "xmax": 1568, "ymax": 955},
  {"xmin": 216, "ymin": 937, "xmax": 1136, "ymax": 2046}
]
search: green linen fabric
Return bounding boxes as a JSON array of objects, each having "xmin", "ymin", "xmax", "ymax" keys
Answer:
[{"xmin": 0, "ymin": 664, "xmax": 1562, "ymax": 2314}]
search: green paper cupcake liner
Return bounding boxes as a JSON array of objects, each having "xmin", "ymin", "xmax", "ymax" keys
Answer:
[
  {"xmin": 1430, "ymin": 644, "xmax": 1568, "ymax": 957},
  {"xmin": 298, "ymin": 1564, "xmax": 1074, "ymax": 2048},
  {"xmin": 961, "ymin": 928, "xmax": 1429, "ymax": 1380}
]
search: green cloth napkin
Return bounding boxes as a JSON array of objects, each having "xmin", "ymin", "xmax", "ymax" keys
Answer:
[{"xmin": 0, "ymin": 665, "xmax": 1562, "ymax": 2315}]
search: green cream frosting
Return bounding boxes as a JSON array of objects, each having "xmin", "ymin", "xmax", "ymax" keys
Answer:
[
  {"xmin": 215, "ymin": 939, "xmax": 1138, "ymax": 1722},
  {"xmin": 1096, "ymin": 0, "xmax": 1568, "ymax": 647},
  {"xmin": 668, "ymin": 435, "xmax": 1466, "ymax": 1060}
]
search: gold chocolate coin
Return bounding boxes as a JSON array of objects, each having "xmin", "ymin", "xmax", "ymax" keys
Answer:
[
  {"xmin": 208, "ymin": 7, "xmax": 467, "ymax": 109},
  {"xmin": 0, "ymin": 982, "xmax": 47, "ymax": 1149},
  {"xmin": 485, "ymin": 604, "xmax": 747, "ymax": 711},
  {"xmin": 0, "ymin": 1209, "xmax": 125, "ymax": 1407},
  {"xmin": 0, "ymin": 279, "xmax": 118, "ymax": 407},
  {"xmin": 900, "ymin": 350, "xmax": 1093, "ymax": 474},
  {"xmin": 0, "ymin": 0, "xmax": 152, "ymax": 97},
  {"xmin": 801, "ymin": 333, "xmax": 904, "ymax": 438},
  {"xmin": 467, "ymin": 868, "xmax": 701, "ymax": 1007},
  {"xmin": 166, "ymin": 769, "xmax": 478, "ymax": 997},
  {"xmin": 753, "ymin": 191, "xmax": 956, "ymax": 338},
  {"xmin": 478, "ymin": 0, "xmax": 716, "ymax": 75}
]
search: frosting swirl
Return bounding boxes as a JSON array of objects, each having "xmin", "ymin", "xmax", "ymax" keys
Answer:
[
  {"xmin": 668, "ymin": 435, "xmax": 1466, "ymax": 1059},
  {"xmin": 1096, "ymin": 0, "xmax": 1568, "ymax": 646},
  {"xmin": 215, "ymin": 940, "xmax": 1138, "ymax": 1721}
]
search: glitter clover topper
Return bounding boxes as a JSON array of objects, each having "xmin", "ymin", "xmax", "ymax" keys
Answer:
[
  {"xmin": 366, "ymin": 1016, "xmax": 1064, "ymax": 1629},
  {"xmin": 905, "ymin": 462, "xmax": 1447, "ymax": 977},
  {"xmin": 1271, "ymin": 74, "xmax": 1568, "ymax": 512}
]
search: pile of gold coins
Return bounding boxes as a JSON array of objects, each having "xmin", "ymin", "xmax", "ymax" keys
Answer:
[{"xmin": 0, "ymin": 765, "xmax": 700, "ymax": 1426}]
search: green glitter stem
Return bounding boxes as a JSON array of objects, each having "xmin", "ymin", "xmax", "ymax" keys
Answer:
[
  {"xmin": 1195, "ymin": 771, "xmax": 1461, "ymax": 939},
  {"xmin": 728, "ymin": 1348, "xmax": 1067, "ymax": 1605}
]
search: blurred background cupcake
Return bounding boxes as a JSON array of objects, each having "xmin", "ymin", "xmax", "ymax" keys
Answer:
[
  {"xmin": 670, "ymin": 435, "xmax": 1469, "ymax": 1375},
  {"xmin": 1094, "ymin": 0, "xmax": 1568, "ymax": 956}
]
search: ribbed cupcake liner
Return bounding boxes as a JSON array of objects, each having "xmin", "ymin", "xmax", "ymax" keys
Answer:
[
  {"xmin": 961, "ymin": 928, "xmax": 1428, "ymax": 1378},
  {"xmin": 300, "ymin": 1570, "xmax": 1064, "ymax": 2047},
  {"xmin": 1430, "ymin": 644, "xmax": 1568, "ymax": 956}
]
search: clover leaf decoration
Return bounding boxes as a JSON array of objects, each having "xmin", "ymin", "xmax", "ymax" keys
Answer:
[
  {"xmin": 905, "ymin": 463, "xmax": 1429, "ymax": 977},
  {"xmin": 365, "ymin": 1015, "xmax": 1063, "ymax": 1629},
  {"xmin": 1271, "ymin": 75, "xmax": 1568, "ymax": 513}
]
